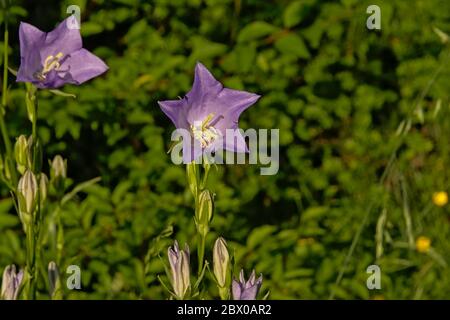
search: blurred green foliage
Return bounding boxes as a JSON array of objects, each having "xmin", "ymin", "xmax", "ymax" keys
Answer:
[{"xmin": 0, "ymin": 0, "xmax": 449, "ymax": 299}]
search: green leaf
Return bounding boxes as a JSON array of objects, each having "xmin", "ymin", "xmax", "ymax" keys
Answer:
[
  {"xmin": 275, "ymin": 33, "xmax": 310, "ymax": 59},
  {"xmin": 237, "ymin": 21, "xmax": 278, "ymax": 43},
  {"xmin": 247, "ymin": 225, "xmax": 277, "ymax": 249},
  {"xmin": 61, "ymin": 177, "xmax": 101, "ymax": 206},
  {"xmin": 283, "ymin": 1, "xmax": 303, "ymax": 28},
  {"xmin": 49, "ymin": 89, "xmax": 77, "ymax": 99},
  {"xmin": 8, "ymin": 67, "xmax": 17, "ymax": 76}
]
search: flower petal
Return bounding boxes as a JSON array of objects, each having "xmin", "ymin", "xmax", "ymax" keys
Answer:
[
  {"xmin": 232, "ymin": 279, "xmax": 243, "ymax": 300},
  {"xmin": 240, "ymin": 284, "xmax": 259, "ymax": 300},
  {"xmin": 41, "ymin": 16, "xmax": 82, "ymax": 59},
  {"xmin": 17, "ymin": 22, "xmax": 45, "ymax": 83},
  {"xmin": 58, "ymin": 48, "xmax": 108, "ymax": 85},
  {"xmin": 158, "ymin": 99, "xmax": 190, "ymax": 130},
  {"xmin": 186, "ymin": 62, "xmax": 223, "ymax": 103}
]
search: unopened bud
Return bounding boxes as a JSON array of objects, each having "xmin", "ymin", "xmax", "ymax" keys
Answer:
[
  {"xmin": 168, "ymin": 241, "xmax": 191, "ymax": 299},
  {"xmin": 213, "ymin": 237, "xmax": 230, "ymax": 289},
  {"xmin": 50, "ymin": 155, "xmax": 67, "ymax": 180},
  {"xmin": 196, "ymin": 190, "xmax": 214, "ymax": 236},
  {"xmin": 17, "ymin": 170, "xmax": 38, "ymax": 216},
  {"xmin": 14, "ymin": 135, "xmax": 28, "ymax": 174},
  {"xmin": 1, "ymin": 265, "xmax": 23, "ymax": 300},
  {"xmin": 48, "ymin": 261, "xmax": 62, "ymax": 299},
  {"xmin": 50, "ymin": 155, "xmax": 67, "ymax": 192}
]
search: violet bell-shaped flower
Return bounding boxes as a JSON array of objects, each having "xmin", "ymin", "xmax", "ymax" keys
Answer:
[
  {"xmin": 17, "ymin": 15, "xmax": 108, "ymax": 89},
  {"xmin": 158, "ymin": 62, "xmax": 260, "ymax": 163},
  {"xmin": 232, "ymin": 269, "xmax": 262, "ymax": 300}
]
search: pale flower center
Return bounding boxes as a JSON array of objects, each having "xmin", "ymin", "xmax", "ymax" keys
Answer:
[
  {"xmin": 190, "ymin": 113, "xmax": 221, "ymax": 148},
  {"xmin": 35, "ymin": 52, "xmax": 64, "ymax": 81}
]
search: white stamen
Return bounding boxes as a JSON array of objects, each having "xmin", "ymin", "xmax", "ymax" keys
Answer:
[
  {"xmin": 35, "ymin": 52, "xmax": 64, "ymax": 81},
  {"xmin": 190, "ymin": 113, "xmax": 221, "ymax": 148}
]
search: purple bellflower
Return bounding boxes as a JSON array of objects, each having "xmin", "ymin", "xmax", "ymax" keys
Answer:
[
  {"xmin": 17, "ymin": 15, "xmax": 108, "ymax": 89},
  {"xmin": 158, "ymin": 62, "xmax": 260, "ymax": 163},
  {"xmin": 232, "ymin": 269, "xmax": 263, "ymax": 300}
]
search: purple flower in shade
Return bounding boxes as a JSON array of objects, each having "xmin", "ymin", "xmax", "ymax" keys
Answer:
[
  {"xmin": 232, "ymin": 269, "xmax": 263, "ymax": 300},
  {"xmin": 158, "ymin": 62, "xmax": 260, "ymax": 163},
  {"xmin": 17, "ymin": 15, "xmax": 108, "ymax": 89},
  {"xmin": 1, "ymin": 265, "xmax": 24, "ymax": 300}
]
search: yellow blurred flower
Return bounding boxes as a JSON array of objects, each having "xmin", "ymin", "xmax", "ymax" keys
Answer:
[
  {"xmin": 371, "ymin": 295, "xmax": 385, "ymax": 300},
  {"xmin": 415, "ymin": 236, "xmax": 431, "ymax": 253},
  {"xmin": 432, "ymin": 191, "xmax": 448, "ymax": 207}
]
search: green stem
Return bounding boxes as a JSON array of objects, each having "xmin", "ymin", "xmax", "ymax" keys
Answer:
[
  {"xmin": 197, "ymin": 233, "xmax": 206, "ymax": 277},
  {"xmin": 0, "ymin": 14, "xmax": 17, "ymax": 187},
  {"xmin": 25, "ymin": 223, "xmax": 37, "ymax": 299},
  {"xmin": 56, "ymin": 205, "xmax": 64, "ymax": 266}
]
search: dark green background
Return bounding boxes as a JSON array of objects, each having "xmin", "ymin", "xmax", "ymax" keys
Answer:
[{"xmin": 0, "ymin": 0, "xmax": 449, "ymax": 299}]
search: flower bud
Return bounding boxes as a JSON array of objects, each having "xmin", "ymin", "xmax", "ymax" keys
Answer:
[
  {"xmin": 50, "ymin": 155, "xmax": 67, "ymax": 180},
  {"xmin": 48, "ymin": 261, "xmax": 62, "ymax": 300},
  {"xmin": 1, "ymin": 265, "xmax": 23, "ymax": 300},
  {"xmin": 168, "ymin": 241, "xmax": 190, "ymax": 299},
  {"xmin": 14, "ymin": 135, "xmax": 29, "ymax": 174},
  {"xmin": 17, "ymin": 170, "xmax": 38, "ymax": 216},
  {"xmin": 50, "ymin": 155, "xmax": 67, "ymax": 192},
  {"xmin": 195, "ymin": 190, "xmax": 214, "ymax": 236},
  {"xmin": 213, "ymin": 237, "xmax": 230, "ymax": 290},
  {"xmin": 40, "ymin": 173, "xmax": 49, "ymax": 207}
]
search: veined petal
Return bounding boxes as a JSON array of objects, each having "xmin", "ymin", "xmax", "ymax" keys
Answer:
[
  {"xmin": 41, "ymin": 16, "xmax": 82, "ymax": 59},
  {"xmin": 240, "ymin": 284, "xmax": 259, "ymax": 300},
  {"xmin": 158, "ymin": 99, "xmax": 190, "ymax": 130},
  {"xmin": 186, "ymin": 62, "xmax": 223, "ymax": 105},
  {"xmin": 232, "ymin": 279, "xmax": 243, "ymax": 300},
  {"xmin": 17, "ymin": 22, "xmax": 45, "ymax": 83},
  {"xmin": 60, "ymin": 48, "xmax": 108, "ymax": 85}
]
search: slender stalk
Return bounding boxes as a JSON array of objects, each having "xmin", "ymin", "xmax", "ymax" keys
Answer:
[
  {"xmin": 25, "ymin": 223, "xmax": 36, "ymax": 299},
  {"xmin": 187, "ymin": 162, "xmax": 212, "ymax": 277},
  {"xmin": 23, "ymin": 86, "xmax": 40, "ymax": 300},
  {"xmin": 0, "ymin": 13, "xmax": 17, "ymax": 187},
  {"xmin": 197, "ymin": 233, "xmax": 206, "ymax": 277}
]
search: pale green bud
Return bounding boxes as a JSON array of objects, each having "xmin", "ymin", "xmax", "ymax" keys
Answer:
[
  {"xmin": 14, "ymin": 135, "xmax": 29, "ymax": 174},
  {"xmin": 50, "ymin": 155, "xmax": 67, "ymax": 180},
  {"xmin": 17, "ymin": 170, "xmax": 38, "ymax": 216},
  {"xmin": 50, "ymin": 155, "xmax": 67, "ymax": 192},
  {"xmin": 195, "ymin": 190, "xmax": 214, "ymax": 236},
  {"xmin": 213, "ymin": 237, "xmax": 230, "ymax": 289}
]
